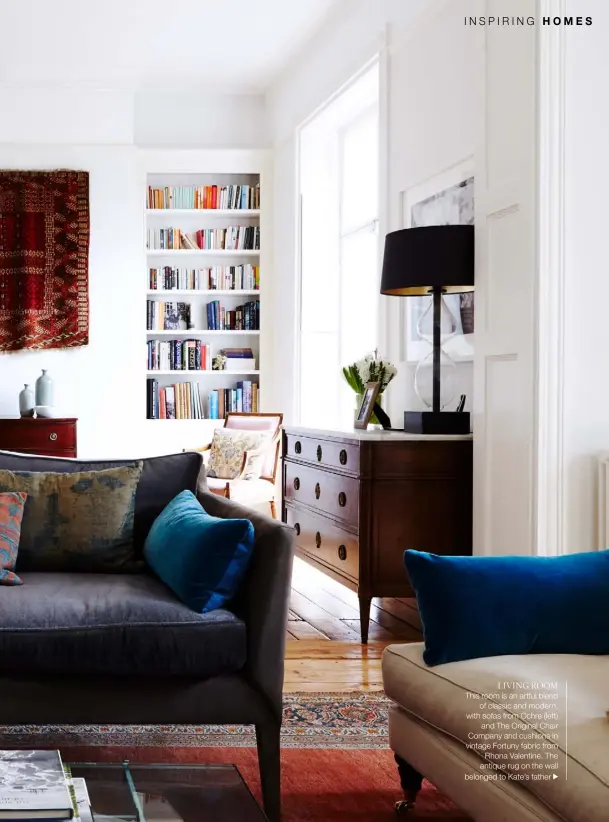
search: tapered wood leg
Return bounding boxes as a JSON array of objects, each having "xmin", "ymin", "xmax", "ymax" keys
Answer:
[
  {"xmin": 270, "ymin": 500, "xmax": 277, "ymax": 519},
  {"xmin": 256, "ymin": 722, "xmax": 281, "ymax": 822},
  {"xmin": 394, "ymin": 754, "xmax": 423, "ymax": 816},
  {"xmin": 359, "ymin": 595, "xmax": 372, "ymax": 644}
]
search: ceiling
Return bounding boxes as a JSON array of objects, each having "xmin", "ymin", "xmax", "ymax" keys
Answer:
[{"xmin": 0, "ymin": 0, "xmax": 340, "ymax": 92}]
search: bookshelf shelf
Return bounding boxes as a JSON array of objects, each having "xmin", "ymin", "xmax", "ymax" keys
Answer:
[
  {"xmin": 146, "ymin": 170, "xmax": 262, "ymax": 421},
  {"xmin": 146, "ymin": 329, "xmax": 260, "ymax": 336},
  {"xmin": 146, "ymin": 209, "xmax": 260, "ymax": 217},
  {"xmin": 147, "ymin": 290, "xmax": 259, "ymax": 297},
  {"xmin": 146, "ymin": 249, "xmax": 260, "ymax": 257},
  {"xmin": 147, "ymin": 370, "xmax": 260, "ymax": 376}
]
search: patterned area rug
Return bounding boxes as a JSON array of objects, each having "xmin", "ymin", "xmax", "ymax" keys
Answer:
[
  {"xmin": 0, "ymin": 170, "xmax": 89, "ymax": 351},
  {"xmin": 0, "ymin": 692, "xmax": 390, "ymax": 749}
]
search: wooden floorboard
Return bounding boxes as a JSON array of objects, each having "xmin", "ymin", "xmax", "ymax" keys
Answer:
[{"xmin": 283, "ymin": 559, "xmax": 423, "ymax": 691}]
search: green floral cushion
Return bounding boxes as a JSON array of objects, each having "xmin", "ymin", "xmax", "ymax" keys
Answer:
[
  {"xmin": 0, "ymin": 463, "xmax": 143, "ymax": 572},
  {"xmin": 207, "ymin": 429, "xmax": 272, "ymax": 480}
]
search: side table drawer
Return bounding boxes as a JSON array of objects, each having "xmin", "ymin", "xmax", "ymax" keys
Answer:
[
  {"xmin": 0, "ymin": 420, "xmax": 77, "ymax": 456},
  {"xmin": 284, "ymin": 461, "xmax": 359, "ymax": 527},
  {"xmin": 285, "ymin": 505, "xmax": 359, "ymax": 582},
  {"xmin": 285, "ymin": 433, "xmax": 359, "ymax": 474}
]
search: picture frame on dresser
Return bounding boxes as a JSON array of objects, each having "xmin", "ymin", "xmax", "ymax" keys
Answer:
[{"xmin": 354, "ymin": 382, "xmax": 380, "ymax": 430}]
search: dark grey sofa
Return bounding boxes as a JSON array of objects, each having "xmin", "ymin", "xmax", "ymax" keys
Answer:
[{"xmin": 0, "ymin": 450, "xmax": 294, "ymax": 822}]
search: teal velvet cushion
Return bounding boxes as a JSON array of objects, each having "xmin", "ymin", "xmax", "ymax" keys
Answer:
[
  {"xmin": 404, "ymin": 548, "xmax": 609, "ymax": 666},
  {"xmin": 144, "ymin": 490, "xmax": 254, "ymax": 613}
]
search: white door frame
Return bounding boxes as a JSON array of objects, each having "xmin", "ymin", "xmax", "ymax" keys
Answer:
[{"xmin": 535, "ymin": 0, "xmax": 567, "ymax": 555}]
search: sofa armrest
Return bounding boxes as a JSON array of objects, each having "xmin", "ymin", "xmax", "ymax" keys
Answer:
[{"xmin": 196, "ymin": 489, "xmax": 294, "ymax": 720}]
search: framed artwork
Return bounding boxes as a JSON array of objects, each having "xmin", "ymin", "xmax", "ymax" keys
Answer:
[
  {"xmin": 354, "ymin": 382, "xmax": 381, "ymax": 430},
  {"xmin": 400, "ymin": 159, "xmax": 474, "ymax": 363}
]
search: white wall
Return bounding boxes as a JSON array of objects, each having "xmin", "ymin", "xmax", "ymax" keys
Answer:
[
  {"xmin": 562, "ymin": 0, "xmax": 609, "ymax": 552},
  {"xmin": 267, "ymin": 0, "xmax": 481, "ymax": 425},
  {"xmin": 0, "ymin": 88, "xmax": 269, "ymax": 458}
]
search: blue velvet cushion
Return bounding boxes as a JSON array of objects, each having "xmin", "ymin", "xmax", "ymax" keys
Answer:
[
  {"xmin": 144, "ymin": 490, "xmax": 254, "ymax": 613},
  {"xmin": 403, "ymin": 549, "xmax": 609, "ymax": 666}
]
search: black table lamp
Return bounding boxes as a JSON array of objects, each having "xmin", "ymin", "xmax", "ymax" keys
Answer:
[{"xmin": 380, "ymin": 225, "xmax": 474, "ymax": 435}]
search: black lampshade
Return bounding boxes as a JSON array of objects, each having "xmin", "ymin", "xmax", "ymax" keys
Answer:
[{"xmin": 380, "ymin": 225, "xmax": 474, "ymax": 296}]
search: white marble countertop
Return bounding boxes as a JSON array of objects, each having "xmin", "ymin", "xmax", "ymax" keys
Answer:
[{"xmin": 284, "ymin": 426, "xmax": 472, "ymax": 441}]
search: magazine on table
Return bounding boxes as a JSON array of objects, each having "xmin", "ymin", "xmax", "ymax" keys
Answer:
[{"xmin": 0, "ymin": 751, "xmax": 73, "ymax": 819}]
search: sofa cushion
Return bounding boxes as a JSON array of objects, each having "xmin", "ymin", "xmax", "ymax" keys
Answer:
[
  {"xmin": 0, "ymin": 464, "xmax": 143, "ymax": 572},
  {"xmin": 0, "ymin": 451, "xmax": 204, "ymax": 561},
  {"xmin": 403, "ymin": 548, "xmax": 609, "ymax": 665},
  {"xmin": 145, "ymin": 490, "xmax": 254, "ymax": 613},
  {"xmin": 0, "ymin": 492, "xmax": 27, "ymax": 585},
  {"xmin": 0, "ymin": 572, "xmax": 246, "ymax": 678},
  {"xmin": 383, "ymin": 643, "xmax": 609, "ymax": 822}
]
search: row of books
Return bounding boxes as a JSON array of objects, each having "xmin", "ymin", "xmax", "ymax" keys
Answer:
[
  {"xmin": 209, "ymin": 384, "xmax": 258, "ymax": 418},
  {"xmin": 147, "ymin": 379, "xmax": 259, "ymax": 419},
  {"xmin": 0, "ymin": 749, "xmax": 91, "ymax": 822},
  {"xmin": 207, "ymin": 299, "xmax": 260, "ymax": 331},
  {"xmin": 147, "ymin": 300, "xmax": 191, "ymax": 331},
  {"xmin": 147, "ymin": 340, "xmax": 211, "ymax": 371},
  {"xmin": 147, "ymin": 226, "xmax": 260, "ymax": 251},
  {"xmin": 147, "ymin": 344, "xmax": 257, "ymax": 372},
  {"xmin": 147, "ymin": 183, "xmax": 260, "ymax": 211},
  {"xmin": 149, "ymin": 265, "xmax": 260, "ymax": 291}
]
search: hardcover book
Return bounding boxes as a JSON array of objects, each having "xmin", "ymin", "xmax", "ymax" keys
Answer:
[{"xmin": 0, "ymin": 750, "xmax": 73, "ymax": 819}]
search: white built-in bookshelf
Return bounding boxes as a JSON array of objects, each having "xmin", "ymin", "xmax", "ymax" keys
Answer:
[{"xmin": 145, "ymin": 170, "xmax": 262, "ymax": 421}]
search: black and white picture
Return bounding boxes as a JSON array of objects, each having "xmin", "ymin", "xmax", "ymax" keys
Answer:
[
  {"xmin": 401, "ymin": 161, "xmax": 475, "ymax": 362},
  {"xmin": 0, "ymin": 750, "xmax": 69, "ymax": 808}
]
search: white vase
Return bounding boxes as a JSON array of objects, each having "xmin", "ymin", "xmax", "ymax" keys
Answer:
[
  {"xmin": 35, "ymin": 369, "xmax": 53, "ymax": 407},
  {"xmin": 18, "ymin": 384, "xmax": 35, "ymax": 417}
]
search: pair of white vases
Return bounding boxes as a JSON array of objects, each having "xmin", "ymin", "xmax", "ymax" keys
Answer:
[{"xmin": 19, "ymin": 370, "xmax": 53, "ymax": 417}]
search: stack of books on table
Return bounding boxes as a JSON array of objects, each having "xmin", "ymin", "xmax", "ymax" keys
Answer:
[{"xmin": 0, "ymin": 750, "xmax": 91, "ymax": 822}]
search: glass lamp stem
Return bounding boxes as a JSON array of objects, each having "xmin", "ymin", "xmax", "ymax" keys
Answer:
[{"xmin": 433, "ymin": 287, "xmax": 442, "ymax": 414}]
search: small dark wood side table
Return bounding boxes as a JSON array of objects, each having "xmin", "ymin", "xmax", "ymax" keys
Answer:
[
  {"xmin": 282, "ymin": 427, "xmax": 473, "ymax": 643},
  {"xmin": 0, "ymin": 417, "xmax": 78, "ymax": 458}
]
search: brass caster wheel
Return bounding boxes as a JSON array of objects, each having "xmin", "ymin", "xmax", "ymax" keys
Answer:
[{"xmin": 395, "ymin": 799, "xmax": 416, "ymax": 816}]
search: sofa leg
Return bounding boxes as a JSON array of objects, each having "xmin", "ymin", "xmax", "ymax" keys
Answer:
[
  {"xmin": 256, "ymin": 722, "xmax": 281, "ymax": 822},
  {"xmin": 394, "ymin": 754, "xmax": 423, "ymax": 816}
]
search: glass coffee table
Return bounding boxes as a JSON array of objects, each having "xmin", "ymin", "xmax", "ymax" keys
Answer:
[{"xmin": 68, "ymin": 762, "xmax": 268, "ymax": 822}]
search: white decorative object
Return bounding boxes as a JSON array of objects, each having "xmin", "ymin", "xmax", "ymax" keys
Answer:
[
  {"xmin": 33, "ymin": 405, "xmax": 57, "ymax": 419},
  {"xmin": 35, "ymin": 369, "xmax": 54, "ymax": 406},
  {"xmin": 400, "ymin": 159, "xmax": 475, "ymax": 363},
  {"xmin": 18, "ymin": 384, "xmax": 35, "ymax": 417}
]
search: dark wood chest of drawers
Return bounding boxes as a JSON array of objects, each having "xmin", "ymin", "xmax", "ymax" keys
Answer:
[
  {"xmin": 0, "ymin": 417, "xmax": 78, "ymax": 459},
  {"xmin": 282, "ymin": 426, "xmax": 473, "ymax": 642}
]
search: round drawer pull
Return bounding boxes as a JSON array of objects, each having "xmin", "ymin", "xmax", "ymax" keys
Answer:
[
  {"xmin": 315, "ymin": 531, "xmax": 322, "ymax": 549},
  {"xmin": 339, "ymin": 449, "xmax": 348, "ymax": 465},
  {"xmin": 338, "ymin": 545, "xmax": 347, "ymax": 561},
  {"xmin": 49, "ymin": 433, "xmax": 58, "ymax": 442},
  {"xmin": 293, "ymin": 477, "xmax": 300, "ymax": 491},
  {"xmin": 338, "ymin": 491, "xmax": 347, "ymax": 507},
  {"xmin": 294, "ymin": 523, "xmax": 301, "ymax": 536},
  {"xmin": 316, "ymin": 445, "xmax": 323, "ymax": 461},
  {"xmin": 295, "ymin": 440, "xmax": 302, "ymax": 454},
  {"xmin": 315, "ymin": 482, "xmax": 321, "ymax": 500}
]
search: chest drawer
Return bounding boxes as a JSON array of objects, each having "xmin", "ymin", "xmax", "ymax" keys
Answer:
[
  {"xmin": 284, "ymin": 461, "xmax": 359, "ymax": 527},
  {"xmin": 0, "ymin": 420, "xmax": 77, "ymax": 455},
  {"xmin": 285, "ymin": 504, "xmax": 359, "ymax": 582},
  {"xmin": 285, "ymin": 434, "xmax": 359, "ymax": 474}
]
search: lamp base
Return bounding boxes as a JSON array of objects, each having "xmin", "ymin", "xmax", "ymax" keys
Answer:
[{"xmin": 404, "ymin": 411, "xmax": 470, "ymax": 435}]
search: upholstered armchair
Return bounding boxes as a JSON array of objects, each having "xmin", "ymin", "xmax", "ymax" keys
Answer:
[{"xmin": 194, "ymin": 412, "xmax": 283, "ymax": 518}]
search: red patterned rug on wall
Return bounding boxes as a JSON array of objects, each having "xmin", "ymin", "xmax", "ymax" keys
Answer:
[
  {"xmin": 0, "ymin": 693, "xmax": 471, "ymax": 821},
  {"xmin": 0, "ymin": 170, "xmax": 89, "ymax": 351}
]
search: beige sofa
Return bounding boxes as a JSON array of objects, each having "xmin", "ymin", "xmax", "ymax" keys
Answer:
[{"xmin": 382, "ymin": 642, "xmax": 609, "ymax": 821}]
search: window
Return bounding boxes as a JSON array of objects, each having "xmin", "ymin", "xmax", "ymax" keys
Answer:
[{"xmin": 298, "ymin": 63, "xmax": 379, "ymax": 428}]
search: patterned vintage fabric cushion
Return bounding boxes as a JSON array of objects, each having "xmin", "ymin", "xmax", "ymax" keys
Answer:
[
  {"xmin": 207, "ymin": 428, "xmax": 273, "ymax": 480},
  {"xmin": 0, "ymin": 463, "xmax": 143, "ymax": 572},
  {"xmin": 0, "ymin": 492, "xmax": 27, "ymax": 585}
]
